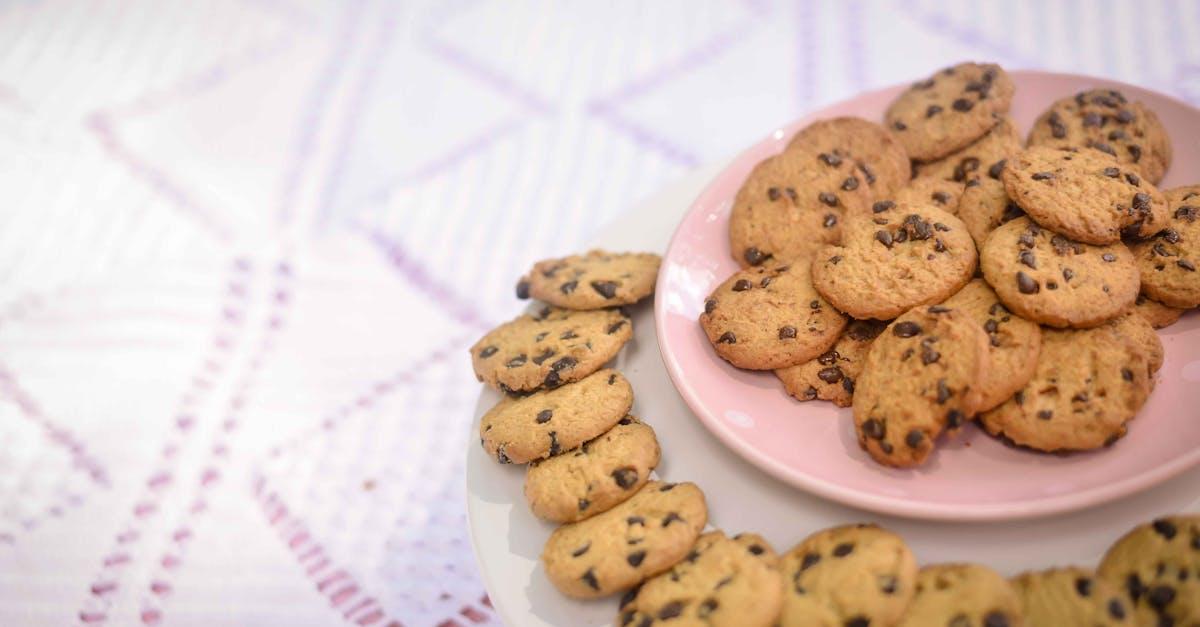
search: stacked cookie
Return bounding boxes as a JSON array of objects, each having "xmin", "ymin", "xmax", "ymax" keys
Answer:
[{"xmin": 705, "ymin": 61, "xmax": 1195, "ymax": 468}]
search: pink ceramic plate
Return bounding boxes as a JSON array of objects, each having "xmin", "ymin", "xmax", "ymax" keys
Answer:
[{"xmin": 656, "ymin": 71, "xmax": 1200, "ymax": 521}]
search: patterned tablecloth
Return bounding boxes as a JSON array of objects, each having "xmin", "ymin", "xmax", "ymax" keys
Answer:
[{"xmin": 0, "ymin": 1, "xmax": 1197, "ymax": 625}]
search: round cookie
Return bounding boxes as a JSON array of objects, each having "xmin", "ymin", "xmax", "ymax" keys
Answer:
[
  {"xmin": 896, "ymin": 563, "xmax": 1022, "ymax": 627},
  {"xmin": 943, "ymin": 279, "xmax": 1042, "ymax": 412},
  {"xmin": 786, "ymin": 116, "xmax": 912, "ymax": 199},
  {"xmin": 1027, "ymin": 88, "xmax": 1173, "ymax": 184},
  {"xmin": 980, "ymin": 217, "xmax": 1139, "ymax": 328},
  {"xmin": 1011, "ymin": 567, "xmax": 1135, "ymax": 627},
  {"xmin": 524, "ymin": 415, "xmax": 660, "ymax": 523},
  {"xmin": 776, "ymin": 319, "xmax": 888, "ymax": 408},
  {"xmin": 517, "ymin": 250, "xmax": 661, "ymax": 309},
  {"xmin": 978, "ymin": 323, "xmax": 1152, "ymax": 452},
  {"xmin": 617, "ymin": 531, "xmax": 783, "ymax": 627},
  {"xmin": 729, "ymin": 144, "xmax": 873, "ymax": 267},
  {"xmin": 811, "ymin": 199, "xmax": 977, "ymax": 321},
  {"xmin": 479, "ymin": 369, "xmax": 633, "ymax": 464},
  {"xmin": 885, "ymin": 62, "xmax": 1015, "ymax": 161},
  {"xmin": 779, "ymin": 524, "xmax": 917, "ymax": 627},
  {"xmin": 913, "ymin": 116, "xmax": 1022, "ymax": 183},
  {"xmin": 853, "ymin": 306, "xmax": 989, "ymax": 468},
  {"xmin": 700, "ymin": 259, "xmax": 848, "ymax": 370},
  {"xmin": 1131, "ymin": 185, "xmax": 1200, "ymax": 308},
  {"xmin": 471, "ymin": 305, "xmax": 633, "ymax": 393},
  {"xmin": 893, "ymin": 176, "xmax": 966, "ymax": 215},
  {"xmin": 541, "ymin": 481, "xmax": 708, "ymax": 599},
  {"xmin": 1099, "ymin": 515, "xmax": 1200, "ymax": 627},
  {"xmin": 1134, "ymin": 294, "xmax": 1186, "ymax": 329},
  {"xmin": 958, "ymin": 176, "xmax": 1025, "ymax": 248},
  {"xmin": 1002, "ymin": 146, "xmax": 1169, "ymax": 244}
]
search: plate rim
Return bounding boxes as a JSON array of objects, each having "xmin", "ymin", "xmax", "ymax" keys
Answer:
[{"xmin": 654, "ymin": 69, "xmax": 1200, "ymax": 522}]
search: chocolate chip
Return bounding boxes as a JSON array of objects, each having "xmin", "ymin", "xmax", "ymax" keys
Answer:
[
  {"xmin": 581, "ymin": 568, "xmax": 599, "ymax": 590},
  {"xmin": 1122, "ymin": 367, "xmax": 1134, "ymax": 381},
  {"xmin": 952, "ymin": 98, "xmax": 973, "ymax": 112},
  {"xmin": 732, "ymin": 279, "xmax": 752, "ymax": 292},
  {"xmin": 767, "ymin": 187, "xmax": 781, "ymax": 201},
  {"xmin": 1075, "ymin": 577, "xmax": 1092, "ymax": 597},
  {"xmin": 946, "ymin": 409, "xmax": 964, "ymax": 428},
  {"xmin": 953, "ymin": 157, "xmax": 981, "ymax": 182},
  {"xmin": 1153, "ymin": 518, "xmax": 1178, "ymax": 539},
  {"xmin": 578, "ymin": 498, "xmax": 589, "ymax": 511},
  {"xmin": 875, "ymin": 230, "xmax": 894, "ymax": 248},
  {"xmin": 1116, "ymin": 109, "xmax": 1135, "ymax": 123},
  {"xmin": 829, "ymin": 255, "xmax": 842, "ymax": 265},
  {"xmin": 626, "ymin": 551, "xmax": 645, "ymax": 567},
  {"xmin": 531, "ymin": 349, "xmax": 556, "ymax": 365},
  {"xmin": 659, "ymin": 483, "xmax": 677, "ymax": 491},
  {"xmin": 824, "ymin": 213, "xmax": 838, "ymax": 228},
  {"xmin": 926, "ymin": 104, "xmax": 943, "ymax": 118},
  {"xmin": 612, "ymin": 467, "xmax": 638, "ymax": 489},
  {"xmin": 1107, "ymin": 598, "xmax": 1125, "ymax": 620},
  {"xmin": 1147, "ymin": 585, "xmax": 1176, "ymax": 610},
  {"xmin": 662, "ymin": 512, "xmax": 684, "ymax": 527},
  {"xmin": 1126, "ymin": 172, "xmax": 1141, "ymax": 186},
  {"xmin": 845, "ymin": 618, "xmax": 869, "ymax": 627},
  {"xmin": 704, "ymin": 299, "xmax": 717, "ymax": 314},
  {"xmin": 893, "ymin": 120, "xmax": 907, "ymax": 131},
  {"xmin": 717, "ymin": 331, "xmax": 736, "ymax": 344},
  {"xmin": 559, "ymin": 280, "xmax": 578, "ymax": 294},
  {"xmin": 1103, "ymin": 166, "xmax": 1120, "ymax": 178},
  {"xmin": 536, "ymin": 409, "xmax": 553, "ymax": 424},
  {"xmin": 862, "ymin": 419, "xmax": 885, "ymax": 440},
  {"xmin": 619, "ymin": 586, "xmax": 639, "ymax": 609},
  {"xmin": 572, "ymin": 542, "xmax": 591, "ymax": 557},
  {"xmin": 800, "ymin": 552, "xmax": 821, "ymax": 570},
  {"xmin": 819, "ymin": 192, "xmax": 839, "ymax": 207},
  {"xmin": 936, "ymin": 379, "xmax": 951, "ymax": 404},
  {"xmin": 657, "ymin": 601, "xmax": 683, "ymax": 620},
  {"xmin": 1037, "ymin": 410, "xmax": 1052, "ymax": 420},
  {"xmin": 1063, "ymin": 268, "xmax": 1075, "ymax": 282},
  {"xmin": 858, "ymin": 162, "xmax": 877, "ymax": 185},
  {"xmin": 744, "ymin": 247, "xmax": 767, "ymax": 266},
  {"xmin": 747, "ymin": 544, "xmax": 765, "ymax": 555},
  {"xmin": 921, "ymin": 346, "xmax": 940, "ymax": 365},
  {"xmin": 932, "ymin": 191, "xmax": 951, "ymax": 204},
  {"xmin": 1092, "ymin": 141, "xmax": 1117, "ymax": 157},
  {"xmin": 779, "ymin": 326, "xmax": 797, "ymax": 339},
  {"xmin": 1083, "ymin": 112, "xmax": 1103, "ymax": 127},
  {"xmin": 893, "ymin": 321, "xmax": 921, "ymax": 337},
  {"xmin": 818, "ymin": 367, "xmax": 843, "ymax": 383},
  {"xmin": 1179, "ymin": 259, "xmax": 1196, "ymax": 271},
  {"xmin": 592, "ymin": 280, "xmax": 619, "ymax": 299},
  {"xmin": 1031, "ymin": 172, "xmax": 1055, "ymax": 181},
  {"xmin": 627, "ymin": 516, "xmax": 645, "ymax": 526},
  {"xmin": 986, "ymin": 159, "xmax": 1007, "ymax": 179},
  {"xmin": 904, "ymin": 430, "xmax": 924, "ymax": 448},
  {"xmin": 873, "ymin": 200, "xmax": 895, "ymax": 213},
  {"xmin": 842, "ymin": 378, "xmax": 854, "ymax": 393},
  {"xmin": 1018, "ymin": 250, "xmax": 1037, "ymax": 269},
  {"xmin": 983, "ymin": 612, "xmax": 1009, "ymax": 627},
  {"xmin": 801, "ymin": 385, "xmax": 818, "ymax": 400},
  {"xmin": 551, "ymin": 356, "xmax": 576, "ymax": 371},
  {"xmin": 507, "ymin": 354, "xmax": 528, "ymax": 368},
  {"xmin": 548, "ymin": 431, "xmax": 561, "ymax": 456},
  {"xmin": 842, "ymin": 176, "xmax": 859, "ymax": 191},
  {"xmin": 819, "ymin": 152, "xmax": 843, "ymax": 167},
  {"xmin": 1128, "ymin": 144, "xmax": 1142, "ymax": 162},
  {"xmin": 515, "ymin": 278, "xmax": 531, "ymax": 299},
  {"xmin": 1049, "ymin": 112, "xmax": 1067, "ymax": 138},
  {"xmin": 496, "ymin": 446, "xmax": 511, "ymax": 464},
  {"xmin": 1016, "ymin": 271, "xmax": 1039, "ymax": 294},
  {"xmin": 479, "ymin": 346, "xmax": 498, "ymax": 359}
]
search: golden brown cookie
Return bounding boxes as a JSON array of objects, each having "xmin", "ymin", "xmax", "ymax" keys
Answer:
[
  {"xmin": 1002, "ymin": 146, "xmax": 1169, "ymax": 244},
  {"xmin": 471, "ymin": 305, "xmax": 633, "ymax": 393},
  {"xmin": 978, "ymin": 323, "xmax": 1152, "ymax": 452},
  {"xmin": 479, "ymin": 369, "xmax": 633, "ymax": 464},
  {"xmin": 811, "ymin": 200, "xmax": 978, "ymax": 320},
  {"xmin": 779, "ymin": 524, "xmax": 918, "ymax": 627},
  {"xmin": 1011, "ymin": 567, "xmax": 1135, "ymax": 627},
  {"xmin": 1027, "ymin": 88, "xmax": 1173, "ymax": 184},
  {"xmin": 729, "ymin": 144, "xmax": 873, "ymax": 267},
  {"xmin": 1134, "ymin": 294, "xmax": 1186, "ymax": 329},
  {"xmin": 700, "ymin": 259, "xmax": 848, "ymax": 370},
  {"xmin": 517, "ymin": 250, "xmax": 661, "ymax": 309},
  {"xmin": 1111, "ymin": 311, "xmax": 1164, "ymax": 376},
  {"xmin": 776, "ymin": 319, "xmax": 888, "ymax": 407},
  {"xmin": 885, "ymin": 62, "xmax": 1015, "ymax": 161},
  {"xmin": 541, "ymin": 481, "xmax": 707, "ymax": 598},
  {"xmin": 853, "ymin": 306, "xmax": 990, "ymax": 468},
  {"xmin": 957, "ymin": 176, "xmax": 1025, "ymax": 248},
  {"xmin": 524, "ymin": 415, "xmax": 660, "ymax": 523},
  {"xmin": 786, "ymin": 116, "xmax": 912, "ymax": 199},
  {"xmin": 893, "ymin": 176, "xmax": 966, "ymax": 215},
  {"xmin": 980, "ymin": 217, "xmax": 1139, "ymax": 328},
  {"xmin": 617, "ymin": 531, "xmax": 783, "ymax": 627},
  {"xmin": 1099, "ymin": 515, "xmax": 1200, "ymax": 627},
  {"xmin": 1131, "ymin": 185, "xmax": 1200, "ymax": 308},
  {"xmin": 943, "ymin": 279, "xmax": 1042, "ymax": 412},
  {"xmin": 897, "ymin": 564, "xmax": 1023, "ymax": 627},
  {"xmin": 913, "ymin": 116, "xmax": 1022, "ymax": 183}
]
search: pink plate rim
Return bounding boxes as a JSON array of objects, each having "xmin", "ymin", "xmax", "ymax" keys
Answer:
[{"xmin": 654, "ymin": 69, "xmax": 1200, "ymax": 522}]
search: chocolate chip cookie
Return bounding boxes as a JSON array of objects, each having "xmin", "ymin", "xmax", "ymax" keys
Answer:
[
  {"xmin": 811, "ymin": 199, "xmax": 977, "ymax": 320},
  {"xmin": 541, "ymin": 481, "xmax": 708, "ymax": 598},
  {"xmin": 1099, "ymin": 515, "xmax": 1200, "ymax": 627},
  {"xmin": 1131, "ymin": 185, "xmax": 1200, "ymax": 308},
  {"xmin": 1002, "ymin": 146, "xmax": 1169, "ymax": 244},
  {"xmin": 853, "ymin": 306, "xmax": 990, "ymax": 467},
  {"xmin": 978, "ymin": 322, "xmax": 1152, "ymax": 452},
  {"xmin": 980, "ymin": 217, "xmax": 1139, "ymax": 328},
  {"xmin": 729, "ymin": 144, "xmax": 873, "ymax": 267},
  {"xmin": 700, "ymin": 258, "xmax": 848, "ymax": 370},
  {"xmin": 786, "ymin": 116, "xmax": 912, "ymax": 199},
  {"xmin": 957, "ymin": 175, "xmax": 1025, "ymax": 248},
  {"xmin": 517, "ymin": 250, "xmax": 661, "ymax": 309},
  {"xmin": 943, "ymin": 279, "xmax": 1042, "ymax": 412},
  {"xmin": 1012, "ymin": 567, "xmax": 1135, "ymax": 627},
  {"xmin": 913, "ymin": 116, "xmax": 1021, "ymax": 183},
  {"xmin": 1112, "ymin": 310, "xmax": 1164, "ymax": 376},
  {"xmin": 1134, "ymin": 294, "xmax": 1186, "ymax": 329},
  {"xmin": 896, "ymin": 564, "xmax": 1023, "ymax": 627},
  {"xmin": 776, "ymin": 319, "xmax": 888, "ymax": 407},
  {"xmin": 471, "ymin": 305, "xmax": 632, "ymax": 393},
  {"xmin": 524, "ymin": 415, "xmax": 660, "ymax": 523},
  {"xmin": 618, "ymin": 531, "xmax": 783, "ymax": 627},
  {"xmin": 1027, "ymin": 88, "xmax": 1173, "ymax": 184},
  {"xmin": 885, "ymin": 62, "xmax": 1015, "ymax": 161},
  {"xmin": 479, "ymin": 368, "xmax": 633, "ymax": 464},
  {"xmin": 893, "ymin": 176, "xmax": 965, "ymax": 215},
  {"xmin": 779, "ymin": 524, "xmax": 917, "ymax": 627}
]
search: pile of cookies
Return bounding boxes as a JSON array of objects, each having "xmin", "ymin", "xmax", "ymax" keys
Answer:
[{"xmin": 703, "ymin": 61, "xmax": 1196, "ymax": 468}]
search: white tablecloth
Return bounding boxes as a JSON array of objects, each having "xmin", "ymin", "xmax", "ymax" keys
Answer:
[{"xmin": 1, "ymin": 1, "xmax": 1197, "ymax": 625}]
